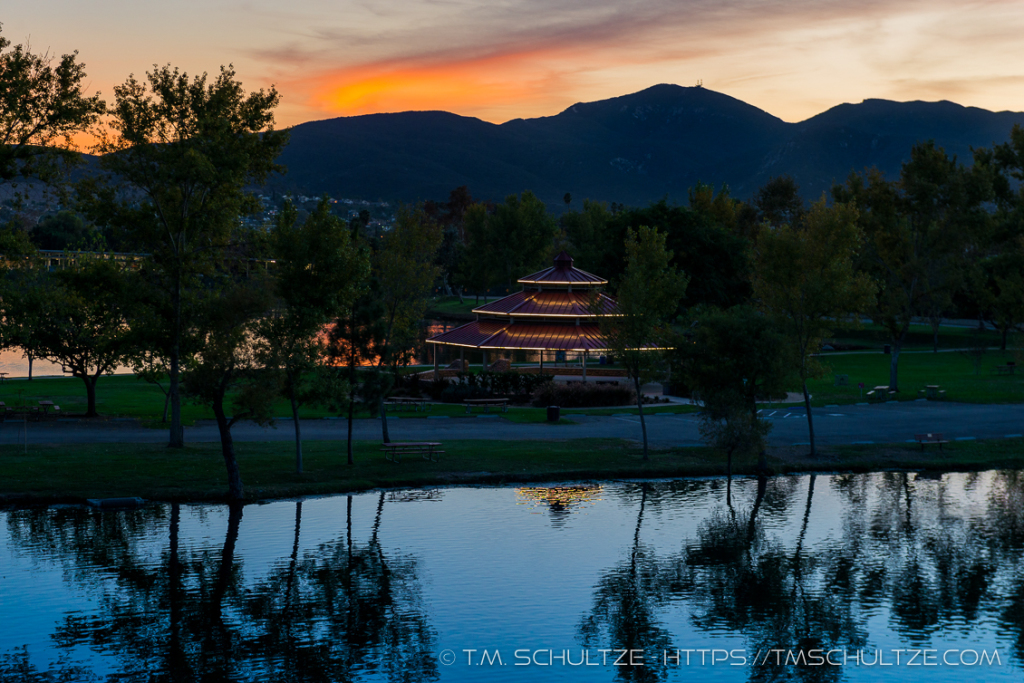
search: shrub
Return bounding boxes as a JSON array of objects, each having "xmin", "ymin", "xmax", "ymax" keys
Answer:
[{"xmin": 531, "ymin": 381, "xmax": 636, "ymax": 408}]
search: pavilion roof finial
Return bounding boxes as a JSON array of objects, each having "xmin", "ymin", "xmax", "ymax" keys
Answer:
[{"xmin": 554, "ymin": 251, "xmax": 574, "ymax": 267}]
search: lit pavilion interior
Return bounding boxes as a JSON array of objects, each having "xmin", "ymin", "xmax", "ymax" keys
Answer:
[{"xmin": 426, "ymin": 252, "xmax": 618, "ymax": 380}]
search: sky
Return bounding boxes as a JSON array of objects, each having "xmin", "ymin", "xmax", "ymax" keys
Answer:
[{"xmin": 6, "ymin": 0, "xmax": 1024, "ymax": 130}]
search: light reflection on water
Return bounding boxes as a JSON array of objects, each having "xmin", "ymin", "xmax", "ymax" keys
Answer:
[{"xmin": 2, "ymin": 472, "xmax": 1024, "ymax": 681}]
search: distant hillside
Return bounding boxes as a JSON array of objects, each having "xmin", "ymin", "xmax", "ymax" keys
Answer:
[{"xmin": 260, "ymin": 85, "xmax": 1024, "ymax": 208}]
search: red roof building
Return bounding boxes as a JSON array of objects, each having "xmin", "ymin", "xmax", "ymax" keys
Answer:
[{"xmin": 427, "ymin": 252, "xmax": 620, "ymax": 377}]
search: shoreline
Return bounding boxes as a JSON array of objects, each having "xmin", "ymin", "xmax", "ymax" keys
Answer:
[{"xmin": 1, "ymin": 436, "xmax": 1021, "ymax": 508}]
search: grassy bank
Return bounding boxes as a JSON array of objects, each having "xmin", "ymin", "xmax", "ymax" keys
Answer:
[
  {"xmin": 2, "ymin": 436, "xmax": 1022, "ymax": 505},
  {"xmin": 0, "ymin": 374, "xmax": 694, "ymax": 424},
  {"xmin": 806, "ymin": 349, "xmax": 1023, "ymax": 405}
]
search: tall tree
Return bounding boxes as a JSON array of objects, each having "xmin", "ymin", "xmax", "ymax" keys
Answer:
[
  {"xmin": 260, "ymin": 198, "xmax": 369, "ymax": 473},
  {"xmin": 599, "ymin": 226, "xmax": 688, "ymax": 460},
  {"xmin": 752, "ymin": 200, "xmax": 874, "ymax": 457},
  {"xmin": 327, "ymin": 291, "xmax": 387, "ymax": 465},
  {"xmin": 482, "ymin": 191, "xmax": 558, "ymax": 290},
  {"xmin": 675, "ymin": 306, "xmax": 789, "ymax": 476},
  {"xmin": 80, "ymin": 65, "xmax": 288, "ymax": 448},
  {"xmin": 834, "ymin": 142, "xmax": 991, "ymax": 390},
  {"xmin": 0, "ymin": 25, "xmax": 104, "ymax": 184},
  {"xmin": 373, "ymin": 207, "xmax": 442, "ymax": 442},
  {"xmin": 182, "ymin": 277, "xmax": 276, "ymax": 500}
]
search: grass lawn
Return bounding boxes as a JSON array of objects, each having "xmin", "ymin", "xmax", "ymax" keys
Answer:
[
  {"xmin": 3, "ymin": 435, "xmax": 1022, "ymax": 504},
  {"xmin": 828, "ymin": 322, "xmax": 1007, "ymax": 352},
  {"xmin": 805, "ymin": 349, "xmax": 1024, "ymax": 405},
  {"xmin": 425, "ymin": 296, "xmax": 481, "ymax": 317},
  {"xmin": 0, "ymin": 374, "xmax": 698, "ymax": 425},
  {"xmin": 0, "ymin": 438, "xmax": 717, "ymax": 502}
]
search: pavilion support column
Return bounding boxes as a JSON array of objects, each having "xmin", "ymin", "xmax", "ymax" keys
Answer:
[
  {"xmin": 539, "ymin": 351, "xmax": 544, "ymax": 374},
  {"xmin": 433, "ymin": 345, "xmax": 439, "ymax": 379},
  {"xmin": 483, "ymin": 350, "xmax": 488, "ymax": 369},
  {"xmin": 582, "ymin": 350, "xmax": 588, "ymax": 382},
  {"xmin": 460, "ymin": 348, "xmax": 465, "ymax": 371}
]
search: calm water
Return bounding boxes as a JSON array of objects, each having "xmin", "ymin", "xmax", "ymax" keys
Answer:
[{"xmin": 3, "ymin": 472, "xmax": 1024, "ymax": 682}]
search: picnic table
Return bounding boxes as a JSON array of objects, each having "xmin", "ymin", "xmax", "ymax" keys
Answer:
[
  {"xmin": 381, "ymin": 442, "xmax": 444, "ymax": 463},
  {"xmin": 38, "ymin": 400, "xmax": 57, "ymax": 414},
  {"xmin": 866, "ymin": 385, "xmax": 895, "ymax": 402},
  {"xmin": 996, "ymin": 365, "xmax": 1016, "ymax": 375},
  {"xmin": 384, "ymin": 397, "xmax": 429, "ymax": 412},
  {"xmin": 914, "ymin": 433, "xmax": 949, "ymax": 450},
  {"xmin": 918, "ymin": 385, "xmax": 945, "ymax": 400},
  {"xmin": 463, "ymin": 398, "xmax": 509, "ymax": 414}
]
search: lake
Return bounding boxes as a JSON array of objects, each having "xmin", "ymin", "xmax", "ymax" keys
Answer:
[{"xmin": 2, "ymin": 471, "xmax": 1023, "ymax": 681}]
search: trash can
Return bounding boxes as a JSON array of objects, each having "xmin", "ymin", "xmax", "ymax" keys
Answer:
[
  {"xmin": 547, "ymin": 405, "xmax": 560, "ymax": 422},
  {"xmin": 883, "ymin": 344, "xmax": 891, "ymax": 354}
]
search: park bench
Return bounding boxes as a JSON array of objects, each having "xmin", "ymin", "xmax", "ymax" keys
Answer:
[
  {"xmin": 381, "ymin": 442, "xmax": 444, "ymax": 463},
  {"xmin": 914, "ymin": 433, "xmax": 949, "ymax": 450},
  {"xmin": 463, "ymin": 398, "xmax": 509, "ymax": 414},
  {"xmin": 996, "ymin": 365, "xmax": 1016, "ymax": 376},
  {"xmin": 834, "ymin": 374, "xmax": 849, "ymax": 387},
  {"xmin": 383, "ymin": 397, "xmax": 429, "ymax": 412}
]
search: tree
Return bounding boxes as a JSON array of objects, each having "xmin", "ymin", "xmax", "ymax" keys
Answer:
[
  {"xmin": 674, "ymin": 306, "xmax": 789, "ymax": 476},
  {"xmin": 1, "ymin": 255, "xmax": 135, "ymax": 416},
  {"xmin": 0, "ymin": 25, "xmax": 104, "ymax": 184},
  {"xmin": 559, "ymin": 199, "xmax": 614, "ymax": 274},
  {"xmin": 833, "ymin": 142, "xmax": 991, "ymax": 390},
  {"xmin": 326, "ymin": 292, "xmax": 387, "ymax": 465},
  {"xmin": 752, "ymin": 200, "xmax": 875, "ymax": 457},
  {"xmin": 753, "ymin": 175, "xmax": 804, "ymax": 227},
  {"xmin": 477, "ymin": 191, "xmax": 558, "ymax": 290},
  {"xmin": 80, "ymin": 64, "xmax": 288, "ymax": 448},
  {"xmin": 603, "ymin": 199, "xmax": 751, "ymax": 309},
  {"xmin": 260, "ymin": 198, "xmax": 369, "ymax": 473},
  {"xmin": 599, "ymin": 226, "xmax": 688, "ymax": 460},
  {"xmin": 182, "ymin": 277, "xmax": 276, "ymax": 500},
  {"xmin": 372, "ymin": 207, "xmax": 442, "ymax": 442},
  {"xmin": 30, "ymin": 210, "xmax": 94, "ymax": 250}
]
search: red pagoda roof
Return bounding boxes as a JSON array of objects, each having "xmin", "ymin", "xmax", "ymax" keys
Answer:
[
  {"xmin": 426, "ymin": 320, "xmax": 609, "ymax": 351},
  {"xmin": 473, "ymin": 290, "xmax": 618, "ymax": 318},
  {"xmin": 518, "ymin": 251, "xmax": 607, "ymax": 286}
]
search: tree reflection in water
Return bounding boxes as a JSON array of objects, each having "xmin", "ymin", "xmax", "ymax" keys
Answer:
[
  {"xmin": 7, "ymin": 471, "xmax": 1024, "ymax": 682},
  {"xmin": 2, "ymin": 495, "xmax": 438, "ymax": 682},
  {"xmin": 580, "ymin": 482, "xmax": 673, "ymax": 683}
]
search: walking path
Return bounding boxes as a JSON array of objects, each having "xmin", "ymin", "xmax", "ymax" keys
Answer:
[{"xmin": 2, "ymin": 401, "xmax": 1020, "ymax": 449}]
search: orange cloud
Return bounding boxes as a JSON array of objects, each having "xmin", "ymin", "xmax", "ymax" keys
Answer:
[{"xmin": 294, "ymin": 48, "xmax": 582, "ymax": 121}]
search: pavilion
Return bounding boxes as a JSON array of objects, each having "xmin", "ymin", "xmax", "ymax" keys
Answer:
[{"xmin": 426, "ymin": 251, "xmax": 620, "ymax": 381}]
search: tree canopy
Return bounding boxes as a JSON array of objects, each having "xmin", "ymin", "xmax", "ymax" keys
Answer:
[{"xmin": 0, "ymin": 24, "xmax": 104, "ymax": 184}]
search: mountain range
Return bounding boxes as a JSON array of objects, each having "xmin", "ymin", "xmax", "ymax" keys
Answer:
[{"xmin": 269, "ymin": 84, "xmax": 1024, "ymax": 208}]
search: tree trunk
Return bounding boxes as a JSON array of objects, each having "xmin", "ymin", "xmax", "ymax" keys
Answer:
[
  {"xmin": 290, "ymin": 389, "xmax": 303, "ymax": 474},
  {"xmin": 802, "ymin": 379, "xmax": 816, "ymax": 457},
  {"xmin": 931, "ymin": 319, "xmax": 940, "ymax": 353},
  {"xmin": 379, "ymin": 397, "xmax": 390, "ymax": 443},
  {"xmin": 347, "ymin": 388, "xmax": 355, "ymax": 466},
  {"xmin": 162, "ymin": 390, "xmax": 170, "ymax": 423},
  {"xmin": 888, "ymin": 332, "xmax": 905, "ymax": 392},
  {"xmin": 168, "ymin": 274, "xmax": 184, "ymax": 447},
  {"xmin": 1002, "ymin": 327, "xmax": 1008, "ymax": 352},
  {"xmin": 82, "ymin": 373, "xmax": 99, "ymax": 418},
  {"xmin": 26, "ymin": 353, "xmax": 33, "ymax": 381},
  {"xmin": 634, "ymin": 374, "xmax": 648, "ymax": 460},
  {"xmin": 212, "ymin": 400, "xmax": 243, "ymax": 500}
]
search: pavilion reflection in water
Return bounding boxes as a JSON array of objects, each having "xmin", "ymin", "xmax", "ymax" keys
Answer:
[{"xmin": 515, "ymin": 485, "xmax": 604, "ymax": 526}]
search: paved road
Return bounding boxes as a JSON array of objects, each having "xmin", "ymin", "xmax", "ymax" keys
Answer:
[{"xmin": 1, "ymin": 402, "xmax": 1020, "ymax": 449}]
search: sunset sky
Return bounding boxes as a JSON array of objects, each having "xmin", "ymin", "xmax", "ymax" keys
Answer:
[{"xmin": 6, "ymin": 0, "xmax": 1024, "ymax": 129}]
